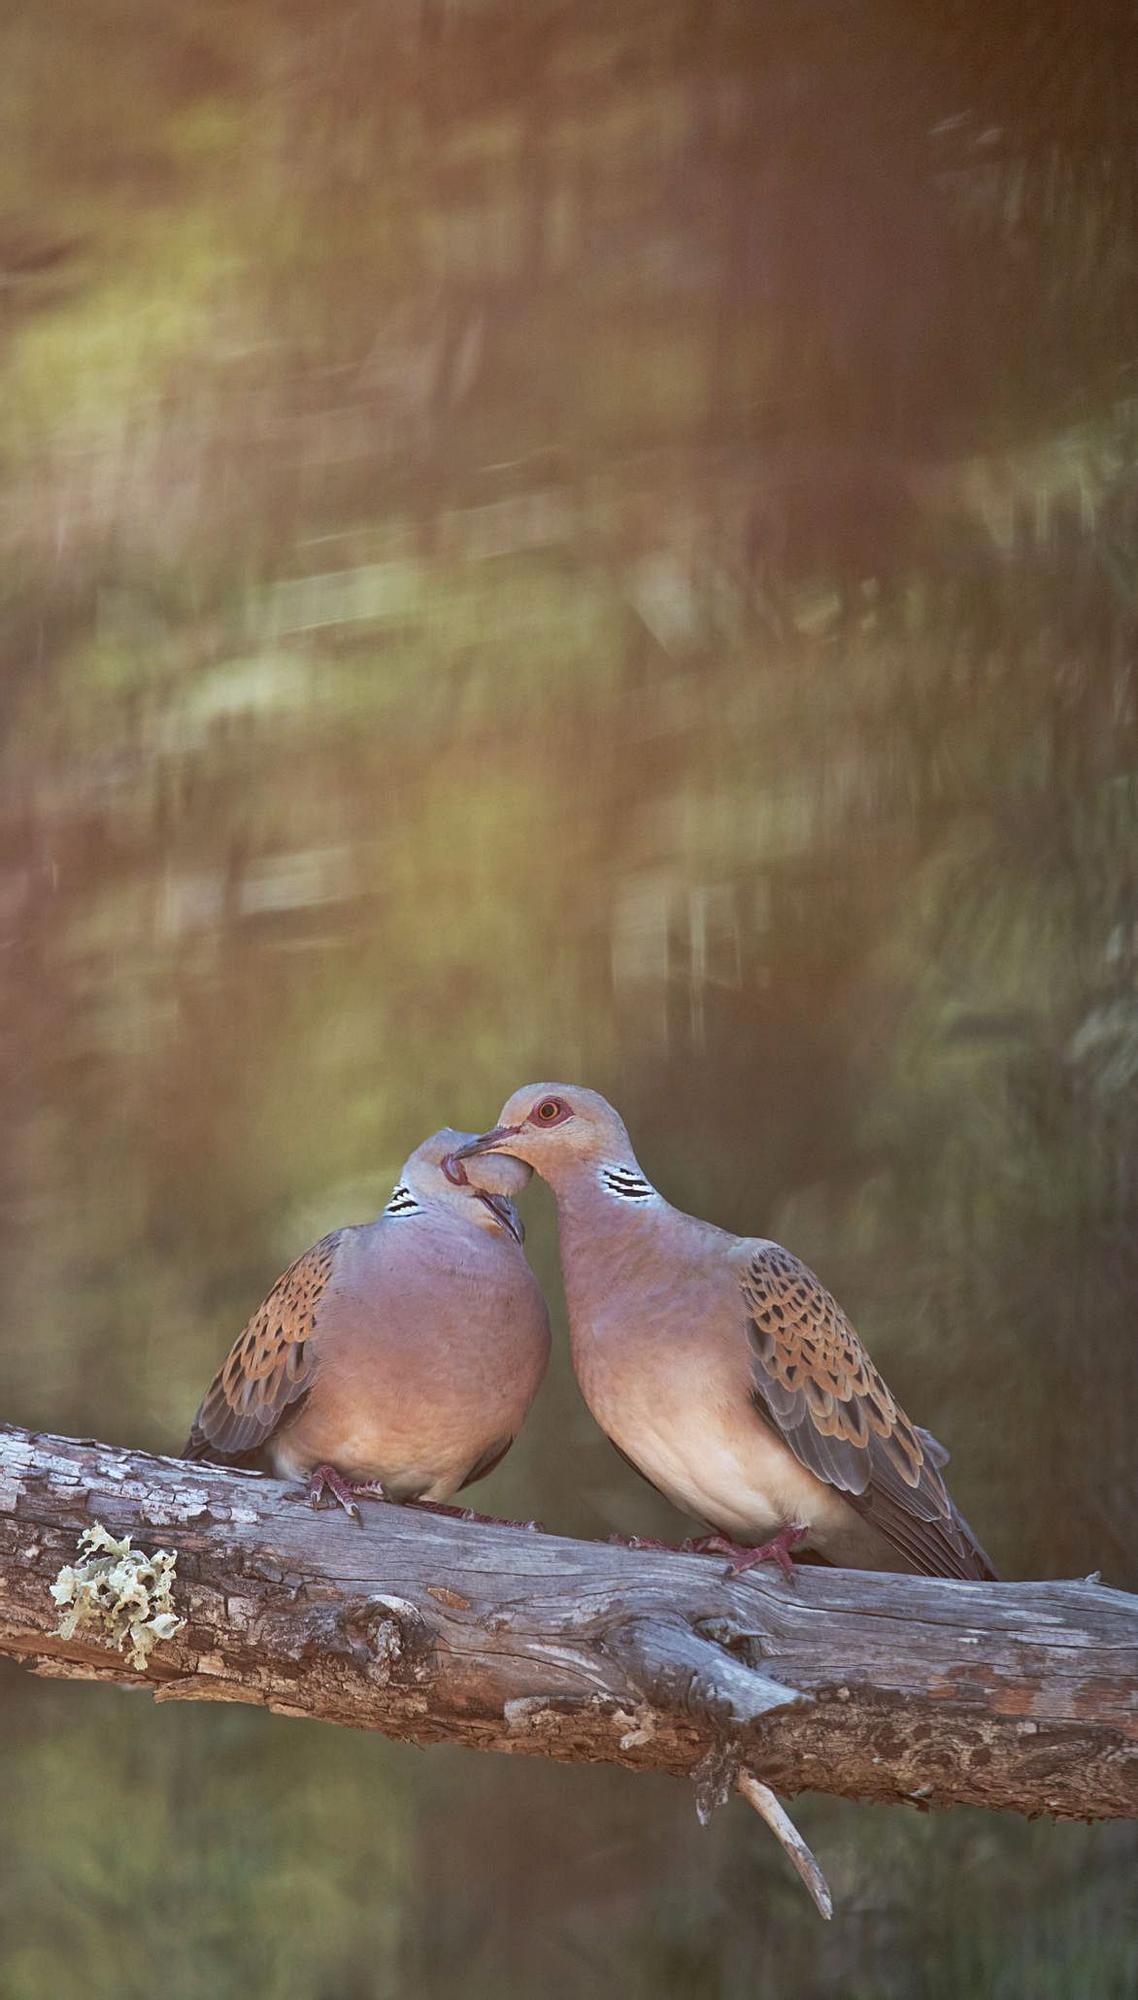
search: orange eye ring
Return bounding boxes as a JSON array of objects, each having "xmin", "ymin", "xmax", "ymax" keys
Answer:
[{"xmin": 530, "ymin": 1095, "xmax": 570, "ymax": 1127}]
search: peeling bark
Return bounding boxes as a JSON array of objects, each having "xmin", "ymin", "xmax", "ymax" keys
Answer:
[{"xmin": 1, "ymin": 1425, "xmax": 1135, "ymax": 1824}]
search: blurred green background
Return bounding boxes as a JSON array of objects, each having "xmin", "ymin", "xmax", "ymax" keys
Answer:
[{"xmin": 1, "ymin": 2, "xmax": 1137, "ymax": 1993}]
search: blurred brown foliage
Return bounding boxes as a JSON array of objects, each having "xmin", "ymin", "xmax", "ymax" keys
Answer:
[{"xmin": 1, "ymin": 3, "xmax": 1137, "ymax": 1994}]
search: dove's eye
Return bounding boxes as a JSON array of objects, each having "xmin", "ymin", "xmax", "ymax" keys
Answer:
[{"xmin": 531, "ymin": 1096, "xmax": 571, "ymax": 1126}]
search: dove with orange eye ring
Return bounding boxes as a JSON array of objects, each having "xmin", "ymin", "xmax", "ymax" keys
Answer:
[{"xmin": 453, "ymin": 1086, "xmax": 997, "ymax": 1581}]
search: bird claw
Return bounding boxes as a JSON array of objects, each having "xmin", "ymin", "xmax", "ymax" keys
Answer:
[
  {"xmin": 729, "ymin": 1546, "xmax": 798, "ymax": 1585},
  {"xmin": 306, "ymin": 1465, "xmax": 359, "ymax": 1518},
  {"xmin": 302, "ymin": 1478, "xmax": 538, "ymax": 1533},
  {"xmin": 305, "ymin": 1465, "xmax": 389, "ymax": 1521},
  {"xmin": 606, "ymin": 1527, "xmax": 805, "ymax": 1580},
  {"xmin": 691, "ymin": 1526, "xmax": 807, "ymax": 1583}
]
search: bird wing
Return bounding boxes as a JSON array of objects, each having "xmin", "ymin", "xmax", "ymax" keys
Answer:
[
  {"xmin": 184, "ymin": 1230, "xmax": 345, "ymax": 1461},
  {"xmin": 734, "ymin": 1240, "xmax": 997, "ymax": 1580},
  {"xmin": 457, "ymin": 1435, "xmax": 515, "ymax": 1490}
]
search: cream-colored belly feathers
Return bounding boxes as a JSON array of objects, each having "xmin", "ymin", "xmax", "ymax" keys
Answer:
[
  {"xmin": 267, "ymin": 1228, "xmax": 549, "ymax": 1500},
  {"xmin": 572, "ymin": 1301, "xmax": 894, "ymax": 1568}
]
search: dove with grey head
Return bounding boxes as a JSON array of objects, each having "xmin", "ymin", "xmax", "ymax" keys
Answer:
[
  {"xmin": 184, "ymin": 1128, "xmax": 550, "ymax": 1518},
  {"xmin": 453, "ymin": 1085, "xmax": 997, "ymax": 1579}
]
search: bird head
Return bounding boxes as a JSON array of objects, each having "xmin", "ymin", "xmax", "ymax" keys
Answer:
[
  {"xmin": 396, "ymin": 1127, "xmax": 531, "ymax": 1243},
  {"xmin": 446, "ymin": 1084, "xmax": 639, "ymax": 1191}
]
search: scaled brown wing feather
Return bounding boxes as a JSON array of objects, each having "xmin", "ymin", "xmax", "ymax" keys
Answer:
[
  {"xmin": 736, "ymin": 1242, "xmax": 997, "ymax": 1581},
  {"xmin": 184, "ymin": 1230, "xmax": 344, "ymax": 1462}
]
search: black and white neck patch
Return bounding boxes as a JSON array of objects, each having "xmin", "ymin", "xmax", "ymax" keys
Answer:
[
  {"xmin": 599, "ymin": 1165, "xmax": 656, "ymax": 1202},
  {"xmin": 384, "ymin": 1183, "xmax": 422, "ymax": 1217}
]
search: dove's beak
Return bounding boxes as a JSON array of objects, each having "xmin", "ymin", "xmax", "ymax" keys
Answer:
[
  {"xmin": 476, "ymin": 1191, "xmax": 525, "ymax": 1244},
  {"xmin": 441, "ymin": 1133, "xmax": 527, "ymax": 1242},
  {"xmin": 453, "ymin": 1124, "xmax": 522, "ymax": 1160},
  {"xmin": 442, "ymin": 1126, "xmax": 523, "ymax": 1186}
]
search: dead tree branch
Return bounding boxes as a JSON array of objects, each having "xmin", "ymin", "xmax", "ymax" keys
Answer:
[{"xmin": 2, "ymin": 1426, "xmax": 1134, "ymax": 1846}]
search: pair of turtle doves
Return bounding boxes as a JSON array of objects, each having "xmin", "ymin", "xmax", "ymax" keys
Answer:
[{"xmin": 186, "ymin": 1084, "xmax": 996, "ymax": 1581}]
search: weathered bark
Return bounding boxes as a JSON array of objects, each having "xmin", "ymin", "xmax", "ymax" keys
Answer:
[{"xmin": 2, "ymin": 1425, "xmax": 1135, "ymax": 1828}]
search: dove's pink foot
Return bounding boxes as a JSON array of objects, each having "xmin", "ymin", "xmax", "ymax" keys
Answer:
[
  {"xmin": 303, "ymin": 1473, "xmax": 542, "ymax": 1531},
  {"xmin": 304, "ymin": 1474, "xmax": 541, "ymax": 1532},
  {"xmin": 692, "ymin": 1523, "xmax": 808, "ymax": 1583},
  {"xmin": 305, "ymin": 1464, "xmax": 386, "ymax": 1518}
]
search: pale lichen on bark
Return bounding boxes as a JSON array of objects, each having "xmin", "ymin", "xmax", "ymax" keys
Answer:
[{"xmin": 50, "ymin": 1522, "xmax": 186, "ymax": 1669}]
